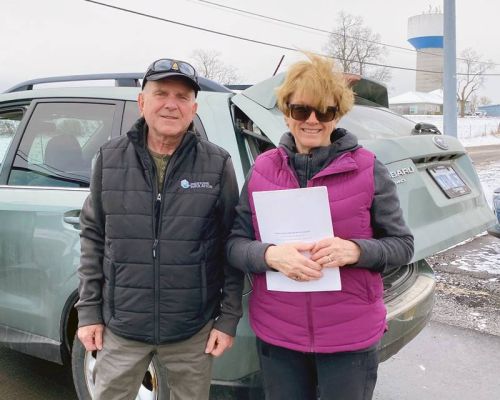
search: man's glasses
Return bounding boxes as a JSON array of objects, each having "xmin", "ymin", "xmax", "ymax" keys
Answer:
[
  {"xmin": 287, "ymin": 104, "xmax": 338, "ymax": 122},
  {"xmin": 146, "ymin": 59, "xmax": 198, "ymax": 80}
]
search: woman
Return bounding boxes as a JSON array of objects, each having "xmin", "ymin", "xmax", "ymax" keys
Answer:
[{"xmin": 226, "ymin": 54, "xmax": 414, "ymax": 400}]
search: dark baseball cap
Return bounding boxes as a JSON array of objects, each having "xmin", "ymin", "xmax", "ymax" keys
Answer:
[{"xmin": 142, "ymin": 58, "xmax": 201, "ymax": 95}]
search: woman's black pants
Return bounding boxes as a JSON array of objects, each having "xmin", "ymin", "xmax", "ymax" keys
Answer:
[{"xmin": 257, "ymin": 338, "xmax": 379, "ymax": 400}]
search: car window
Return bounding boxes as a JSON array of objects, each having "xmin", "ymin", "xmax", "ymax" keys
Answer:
[
  {"xmin": 243, "ymin": 126, "xmax": 275, "ymax": 164},
  {"xmin": 0, "ymin": 109, "xmax": 23, "ymax": 166},
  {"xmin": 8, "ymin": 102, "xmax": 115, "ymax": 188},
  {"xmin": 122, "ymin": 101, "xmax": 140, "ymax": 135},
  {"xmin": 233, "ymin": 107, "xmax": 276, "ymax": 174},
  {"xmin": 339, "ymin": 105, "xmax": 415, "ymax": 140}
]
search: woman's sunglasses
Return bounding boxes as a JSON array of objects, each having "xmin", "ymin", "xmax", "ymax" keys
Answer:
[{"xmin": 287, "ymin": 104, "xmax": 338, "ymax": 122}]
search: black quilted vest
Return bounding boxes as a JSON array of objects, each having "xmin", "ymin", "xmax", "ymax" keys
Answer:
[{"xmin": 100, "ymin": 118, "xmax": 229, "ymax": 343}]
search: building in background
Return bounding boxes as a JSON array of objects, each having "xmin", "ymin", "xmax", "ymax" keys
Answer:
[
  {"xmin": 389, "ymin": 89, "xmax": 473, "ymax": 116},
  {"xmin": 478, "ymin": 104, "xmax": 500, "ymax": 117},
  {"xmin": 407, "ymin": 8, "xmax": 443, "ymax": 92},
  {"xmin": 390, "ymin": 89, "xmax": 443, "ymax": 115}
]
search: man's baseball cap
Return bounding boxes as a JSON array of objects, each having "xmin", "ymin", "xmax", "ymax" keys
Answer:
[{"xmin": 142, "ymin": 58, "xmax": 201, "ymax": 95}]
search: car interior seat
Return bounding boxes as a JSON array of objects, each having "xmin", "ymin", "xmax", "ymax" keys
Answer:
[{"xmin": 43, "ymin": 120, "xmax": 86, "ymax": 176}]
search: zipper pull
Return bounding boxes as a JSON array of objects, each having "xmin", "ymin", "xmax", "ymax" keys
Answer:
[
  {"xmin": 156, "ymin": 193, "xmax": 161, "ymax": 203},
  {"xmin": 153, "ymin": 239, "xmax": 159, "ymax": 259}
]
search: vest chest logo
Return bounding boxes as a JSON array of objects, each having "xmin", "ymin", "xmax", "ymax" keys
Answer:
[{"xmin": 180, "ymin": 179, "xmax": 213, "ymax": 189}]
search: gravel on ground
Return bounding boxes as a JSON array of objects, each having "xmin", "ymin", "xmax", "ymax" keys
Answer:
[{"xmin": 427, "ymin": 246, "xmax": 500, "ymax": 337}]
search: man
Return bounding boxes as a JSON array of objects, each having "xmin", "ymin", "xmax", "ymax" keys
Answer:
[{"xmin": 75, "ymin": 58, "xmax": 244, "ymax": 400}]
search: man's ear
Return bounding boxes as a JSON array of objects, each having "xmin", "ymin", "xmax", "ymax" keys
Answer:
[{"xmin": 138, "ymin": 92, "xmax": 145, "ymax": 117}]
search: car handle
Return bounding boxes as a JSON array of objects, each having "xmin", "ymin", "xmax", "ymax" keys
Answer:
[{"xmin": 63, "ymin": 210, "xmax": 81, "ymax": 229}]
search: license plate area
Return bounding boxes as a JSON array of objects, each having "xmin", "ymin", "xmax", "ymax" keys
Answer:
[{"xmin": 427, "ymin": 165, "xmax": 471, "ymax": 198}]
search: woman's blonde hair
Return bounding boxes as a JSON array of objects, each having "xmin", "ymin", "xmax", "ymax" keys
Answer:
[{"xmin": 276, "ymin": 52, "xmax": 354, "ymax": 119}]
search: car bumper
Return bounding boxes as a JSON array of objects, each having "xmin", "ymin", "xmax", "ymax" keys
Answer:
[{"xmin": 379, "ymin": 259, "xmax": 436, "ymax": 361}]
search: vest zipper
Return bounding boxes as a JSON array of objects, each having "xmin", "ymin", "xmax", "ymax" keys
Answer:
[
  {"xmin": 150, "ymin": 161, "xmax": 161, "ymax": 345},
  {"xmin": 306, "ymin": 293, "xmax": 315, "ymax": 352},
  {"xmin": 305, "ymin": 153, "xmax": 312, "ymax": 186},
  {"xmin": 152, "ymin": 148, "xmax": 181, "ymax": 345},
  {"xmin": 153, "ymin": 193, "xmax": 161, "ymax": 259}
]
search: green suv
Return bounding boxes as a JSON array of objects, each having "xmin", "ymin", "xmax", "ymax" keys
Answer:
[{"xmin": 0, "ymin": 73, "xmax": 494, "ymax": 399}]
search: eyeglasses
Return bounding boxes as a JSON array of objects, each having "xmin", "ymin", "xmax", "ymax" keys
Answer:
[
  {"xmin": 146, "ymin": 58, "xmax": 198, "ymax": 80},
  {"xmin": 287, "ymin": 104, "xmax": 338, "ymax": 122}
]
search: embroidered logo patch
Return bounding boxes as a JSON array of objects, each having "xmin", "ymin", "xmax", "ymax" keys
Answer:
[{"xmin": 180, "ymin": 179, "xmax": 213, "ymax": 189}]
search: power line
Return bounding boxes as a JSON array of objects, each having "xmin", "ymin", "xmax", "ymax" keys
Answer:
[
  {"xmin": 82, "ymin": 1, "xmax": 436, "ymax": 74},
  {"xmin": 84, "ymin": 1, "xmax": 500, "ymax": 77},
  {"xmin": 195, "ymin": 0, "xmax": 500, "ymax": 68},
  {"xmin": 196, "ymin": 0, "xmax": 416, "ymax": 54}
]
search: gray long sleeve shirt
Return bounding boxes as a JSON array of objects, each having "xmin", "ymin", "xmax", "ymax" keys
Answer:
[{"xmin": 226, "ymin": 129, "xmax": 414, "ymax": 274}]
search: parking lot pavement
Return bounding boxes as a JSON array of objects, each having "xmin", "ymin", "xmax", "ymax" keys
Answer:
[
  {"xmin": 374, "ymin": 320, "xmax": 500, "ymax": 400},
  {"xmin": 0, "ymin": 346, "xmax": 77, "ymax": 400},
  {"xmin": 2, "ymin": 320, "xmax": 500, "ymax": 399}
]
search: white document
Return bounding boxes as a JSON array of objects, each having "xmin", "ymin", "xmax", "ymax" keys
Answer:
[{"xmin": 253, "ymin": 186, "xmax": 341, "ymax": 292}]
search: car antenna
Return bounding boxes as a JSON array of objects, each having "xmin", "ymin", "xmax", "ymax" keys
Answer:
[{"xmin": 273, "ymin": 55, "xmax": 285, "ymax": 76}]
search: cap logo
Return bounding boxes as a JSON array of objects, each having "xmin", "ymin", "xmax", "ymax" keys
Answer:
[{"xmin": 172, "ymin": 62, "xmax": 179, "ymax": 71}]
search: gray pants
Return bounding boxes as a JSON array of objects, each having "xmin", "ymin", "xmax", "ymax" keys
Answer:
[{"xmin": 94, "ymin": 320, "xmax": 214, "ymax": 400}]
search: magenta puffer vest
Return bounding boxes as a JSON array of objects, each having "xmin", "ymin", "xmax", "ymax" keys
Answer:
[{"xmin": 247, "ymin": 147, "xmax": 386, "ymax": 353}]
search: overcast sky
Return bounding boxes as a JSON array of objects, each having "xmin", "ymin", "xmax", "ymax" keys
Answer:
[{"xmin": 2, "ymin": 0, "xmax": 499, "ymax": 101}]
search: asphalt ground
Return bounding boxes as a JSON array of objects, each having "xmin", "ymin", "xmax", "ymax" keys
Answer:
[
  {"xmin": 466, "ymin": 143, "xmax": 500, "ymax": 164},
  {"xmin": 374, "ymin": 321, "xmax": 500, "ymax": 400}
]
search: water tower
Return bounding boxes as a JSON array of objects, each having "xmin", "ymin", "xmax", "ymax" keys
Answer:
[{"xmin": 407, "ymin": 9, "xmax": 443, "ymax": 92}]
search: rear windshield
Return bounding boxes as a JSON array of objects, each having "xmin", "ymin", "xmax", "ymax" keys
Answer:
[{"xmin": 339, "ymin": 104, "xmax": 415, "ymax": 140}]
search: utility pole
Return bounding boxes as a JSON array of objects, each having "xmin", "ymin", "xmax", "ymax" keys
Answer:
[{"xmin": 443, "ymin": 0, "xmax": 457, "ymax": 137}]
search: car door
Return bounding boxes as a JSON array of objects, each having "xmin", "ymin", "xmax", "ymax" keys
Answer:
[{"xmin": 0, "ymin": 99, "xmax": 123, "ymax": 353}]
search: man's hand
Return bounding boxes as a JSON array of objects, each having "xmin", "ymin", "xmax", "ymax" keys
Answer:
[
  {"xmin": 77, "ymin": 324, "xmax": 105, "ymax": 351},
  {"xmin": 204, "ymin": 328, "xmax": 234, "ymax": 357}
]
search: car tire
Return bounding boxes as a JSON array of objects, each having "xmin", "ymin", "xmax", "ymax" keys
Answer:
[{"xmin": 71, "ymin": 332, "xmax": 170, "ymax": 400}]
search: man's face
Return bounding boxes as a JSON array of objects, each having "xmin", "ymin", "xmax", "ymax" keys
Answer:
[{"xmin": 138, "ymin": 78, "xmax": 197, "ymax": 139}]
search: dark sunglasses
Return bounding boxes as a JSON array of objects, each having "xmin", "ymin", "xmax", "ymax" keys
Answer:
[
  {"xmin": 146, "ymin": 59, "xmax": 198, "ymax": 80},
  {"xmin": 287, "ymin": 104, "xmax": 338, "ymax": 122}
]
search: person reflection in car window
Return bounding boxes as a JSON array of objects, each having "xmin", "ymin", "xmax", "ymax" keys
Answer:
[{"xmin": 226, "ymin": 53, "xmax": 414, "ymax": 400}]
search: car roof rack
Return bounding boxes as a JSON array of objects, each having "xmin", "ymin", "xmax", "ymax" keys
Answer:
[{"xmin": 4, "ymin": 73, "xmax": 232, "ymax": 94}]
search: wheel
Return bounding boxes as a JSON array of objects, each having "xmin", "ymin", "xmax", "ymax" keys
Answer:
[{"xmin": 71, "ymin": 333, "xmax": 170, "ymax": 400}]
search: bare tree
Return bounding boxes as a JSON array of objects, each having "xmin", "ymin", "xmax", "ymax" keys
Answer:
[
  {"xmin": 190, "ymin": 49, "xmax": 240, "ymax": 85},
  {"xmin": 457, "ymin": 48, "xmax": 493, "ymax": 117},
  {"xmin": 479, "ymin": 96, "xmax": 492, "ymax": 106},
  {"xmin": 323, "ymin": 11, "xmax": 391, "ymax": 83}
]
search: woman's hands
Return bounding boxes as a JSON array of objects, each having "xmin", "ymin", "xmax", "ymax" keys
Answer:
[
  {"xmin": 310, "ymin": 237, "xmax": 361, "ymax": 268},
  {"xmin": 264, "ymin": 238, "xmax": 361, "ymax": 281},
  {"xmin": 264, "ymin": 243, "xmax": 323, "ymax": 281}
]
